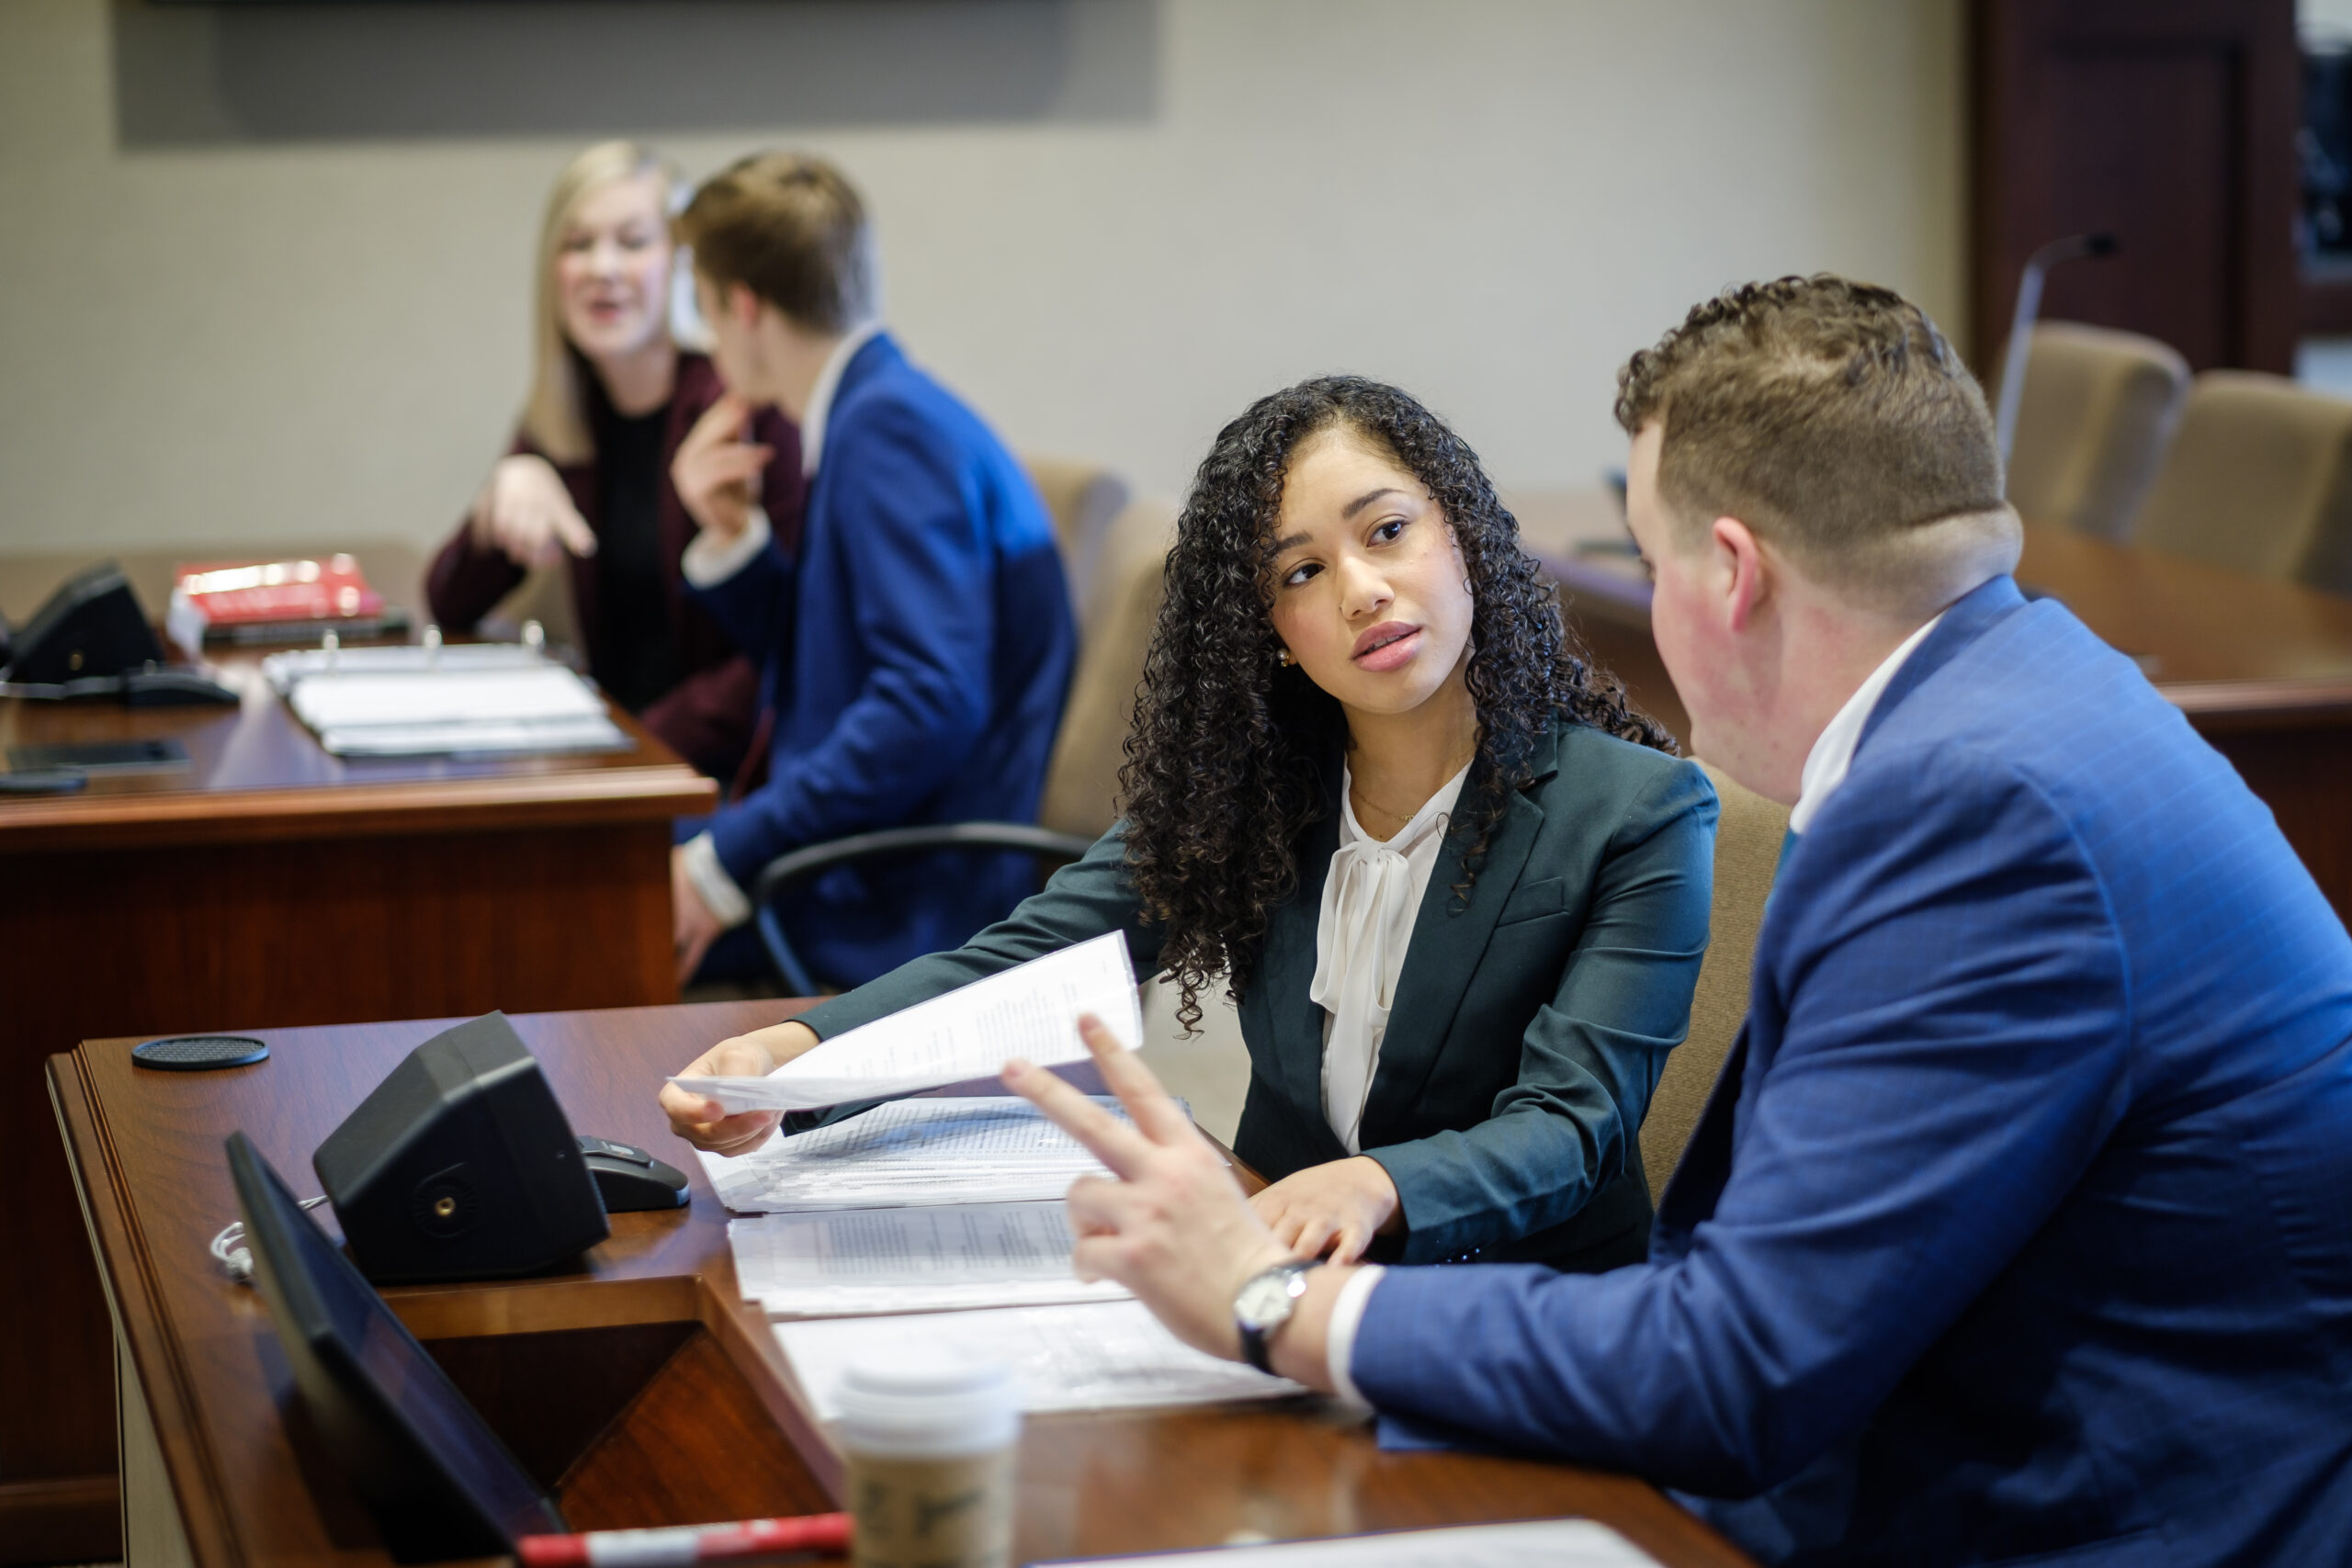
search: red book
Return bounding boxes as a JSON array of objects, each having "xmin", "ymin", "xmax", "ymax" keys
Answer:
[{"xmin": 167, "ymin": 554, "xmax": 400, "ymax": 651}]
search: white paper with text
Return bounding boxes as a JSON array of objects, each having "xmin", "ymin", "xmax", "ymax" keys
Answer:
[
  {"xmin": 672, "ymin": 931, "xmax": 1142, "ymax": 1112},
  {"xmin": 775, "ymin": 1300, "xmax": 1299, "ymax": 1417},
  {"xmin": 729, "ymin": 1201, "xmax": 1128, "ymax": 1317},
  {"xmin": 1036, "ymin": 1519, "xmax": 1664, "ymax": 1567},
  {"xmin": 695, "ymin": 1095, "xmax": 1151, "ymax": 1213}
]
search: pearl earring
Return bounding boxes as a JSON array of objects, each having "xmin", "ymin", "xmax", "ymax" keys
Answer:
[{"xmin": 1276, "ymin": 648, "xmax": 1294, "ymax": 667}]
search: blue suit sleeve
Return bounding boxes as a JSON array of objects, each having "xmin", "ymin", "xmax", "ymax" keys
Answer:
[
  {"xmin": 705, "ymin": 410, "xmax": 1002, "ymax": 885},
  {"xmin": 1348, "ymin": 746, "xmax": 2132, "ymax": 1494},
  {"xmin": 1366, "ymin": 761, "xmax": 1717, "ymax": 1261},
  {"xmin": 689, "ymin": 531, "xmax": 797, "ymax": 666}
]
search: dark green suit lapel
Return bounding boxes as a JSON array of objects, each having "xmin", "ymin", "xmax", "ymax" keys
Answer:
[
  {"xmin": 1254, "ymin": 759, "xmax": 1345, "ymax": 1119},
  {"xmin": 1354, "ymin": 727, "xmax": 1559, "ymax": 1147}
]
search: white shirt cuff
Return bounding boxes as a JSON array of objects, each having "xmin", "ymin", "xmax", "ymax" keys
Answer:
[
  {"xmin": 680, "ymin": 505, "xmax": 773, "ymax": 589},
  {"xmin": 1324, "ymin": 1263, "xmax": 1385, "ymax": 1415},
  {"xmin": 681, "ymin": 831, "xmax": 753, "ymax": 929}
]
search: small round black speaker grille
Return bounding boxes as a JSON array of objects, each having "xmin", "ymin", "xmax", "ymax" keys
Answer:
[
  {"xmin": 131, "ymin": 1035, "xmax": 269, "ymax": 1071},
  {"xmin": 413, "ymin": 1168, "xmax": 481, "ymax": 1238}
]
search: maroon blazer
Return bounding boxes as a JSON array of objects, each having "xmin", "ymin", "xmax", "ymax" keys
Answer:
[{"xmin": 426, "ymin": 353, "xmax": 805, "ymax": 780}]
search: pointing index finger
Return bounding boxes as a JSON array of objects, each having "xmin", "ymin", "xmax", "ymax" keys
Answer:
[
  {"xmin": 1077, "ymin": 1014, "xmax": 1198, "ymax": 1146},
  {"xmin": 1003, "ymin": 1055, "xmax": 1154, "ymax": 1180}
]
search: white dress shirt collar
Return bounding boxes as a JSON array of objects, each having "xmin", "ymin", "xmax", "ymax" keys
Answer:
[
  {"xmin": 797, "ymin": 319, "xmax": 886, "ymax": 479},
  {"xmin": 1787, "ymin": 610, "xmax": 1946, "ymax": 835}
]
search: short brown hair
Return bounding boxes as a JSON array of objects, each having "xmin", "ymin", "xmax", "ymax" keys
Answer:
[
  {"xmin": 1616, "ymin": 275, "xmax": 2016, "ymax": 605},
  {"xmin": 676, "ymin": 152, "xmax": 876, "ymax": 334}
]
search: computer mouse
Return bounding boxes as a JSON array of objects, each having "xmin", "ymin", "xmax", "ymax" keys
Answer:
[
  {"xmin": 121, "ymin": 667, "xmax": 239, "ymax": 705},
  {"xmin": 576, "ymin": 1134, "xmax": 690, "ymax": 1212}
]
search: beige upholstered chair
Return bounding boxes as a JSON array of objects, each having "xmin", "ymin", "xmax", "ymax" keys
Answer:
[
  {"xmin": 1999, "ymin": 321, "xmax": 2188, "ymax": 541},
  {"xmin": 1023, "ymin": 457, "xmax": 1134, "ymax": 629},
  {"xmin": 2130, "ymin": 372, "xmax": 2352, "ymax": 597},
  {"xmin": 1036, "ymin": 495, "xmax": 1176, "ymax": 839},
  {"xmin": 1639, "ymin": 761, "xmax": 1789, "ymax": 1193}
]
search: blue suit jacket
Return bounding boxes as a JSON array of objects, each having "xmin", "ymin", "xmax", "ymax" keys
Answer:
[
  {"xmin": 1351, "ymin": 577, "xmax": 2352, "ymax": 1566},
  {"xmin": 690, "ymin": 334, "xmax": 1076, "ymax": 987}
]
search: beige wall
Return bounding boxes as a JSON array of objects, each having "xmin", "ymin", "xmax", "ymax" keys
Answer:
[{"xmin": 0, "ymin": 0, "xmax": 1962, "ymax": 567}]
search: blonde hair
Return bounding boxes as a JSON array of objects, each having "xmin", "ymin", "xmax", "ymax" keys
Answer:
[{"xmin": 519, "ymin": 141, "xmax": 684, "ymax": 465}]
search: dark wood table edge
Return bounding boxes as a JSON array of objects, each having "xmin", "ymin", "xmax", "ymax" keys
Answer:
[{"xmin": 49, "ymin": 1048, "xmax": 245, "ymax": 1568}]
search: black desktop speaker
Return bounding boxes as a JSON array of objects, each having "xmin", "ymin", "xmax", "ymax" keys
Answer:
[
  {"xmin": 0, "ymin": 560, "xmax": 165, "ymax": 683},
  {"xmin": 312, "ymin": 1013, "xmax": 609, "ymax": 1284}
]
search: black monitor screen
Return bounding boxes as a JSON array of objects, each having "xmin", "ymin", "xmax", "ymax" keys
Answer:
[{"xmin": 228, "ymin": 1132, "xmax": 564, "ymax": 1561}]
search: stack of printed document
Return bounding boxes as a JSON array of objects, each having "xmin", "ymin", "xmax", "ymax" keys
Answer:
[
  {"xmin": 679, "ymin": 936, "xmax": 1297, "ymax": 1412},
  {"xmin": 729, "ymin": 1201, "xmax": 1130, "ymax": 1317},
  {"xmin": 281, "ymin": 660, "xmax": 625, "ymax": 758}
]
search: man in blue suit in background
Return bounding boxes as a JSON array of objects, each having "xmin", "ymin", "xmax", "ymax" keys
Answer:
[
  {"xmin": 1005, "ymin": 277, "xmax": 2352, "ymax": 1564},
  {"xmin": 666, "ymin": 153, "xmax": 1075, "ymax": 989}
]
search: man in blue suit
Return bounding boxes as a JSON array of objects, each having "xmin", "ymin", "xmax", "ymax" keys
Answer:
[
  {"xmin": 1005, "ymin": 278, "xmax": 2352, "ymax": 1564},
  {"xmin": 665, "ymin": 153, "xmax": 1075, "ymax": 988}
]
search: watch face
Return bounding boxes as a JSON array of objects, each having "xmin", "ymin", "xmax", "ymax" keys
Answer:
[{"xmin": 1236, "ymin": 1268, "xmax": 1302, "ymax": 1328}]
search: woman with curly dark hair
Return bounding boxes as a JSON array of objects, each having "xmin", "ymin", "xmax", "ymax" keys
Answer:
[{"xmin": 663, "ymin": 376, "xmax": 1718, "ymax": 1273}]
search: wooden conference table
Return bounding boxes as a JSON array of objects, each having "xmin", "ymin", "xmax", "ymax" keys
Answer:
[
  {"xmin": 1511, "ymin": 492, "xmax": 2352, "ymax": 926},
  {"xmin": 2, "ymin": 649, "xmax": 714, "ymax": 1562},
  {"xmin": 47, "ymin": 1001, "xmax": 1756, "ymax": 1568}
]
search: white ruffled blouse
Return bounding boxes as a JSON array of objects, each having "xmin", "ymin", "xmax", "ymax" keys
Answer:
[{"xmin": 1308, "ymin": 759, "xmax": 1472, "ymax": 1154}]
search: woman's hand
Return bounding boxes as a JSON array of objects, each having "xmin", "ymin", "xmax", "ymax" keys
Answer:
[
  {"xmin": 1004, "ymin": 1016, "xmax": 1296, "ymax": 1361},
  {"xmin": 1250, "ymin": 1156, "xmax": 1402, "ymax": 1265},
  {"xmin": 658, "ymin": 1019, "xmax": 823, "ymax": 1156},
  {"xmin": 470, "ymin": 454, "xmax": 597, "ymax": 568},
  {"xmin": 672, "ymin": 394, "xmax": 774, "ymax": 539}
]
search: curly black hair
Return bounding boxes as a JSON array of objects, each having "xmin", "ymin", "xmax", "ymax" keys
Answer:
[{"xmin": 1119, "ymin": 376, "xmax": 1676, "ymax": 1031}]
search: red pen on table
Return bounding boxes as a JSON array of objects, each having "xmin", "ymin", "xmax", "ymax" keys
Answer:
[{"xmin": 517, "ymin": 1513, "xmax": 850, "ymax": 1567}]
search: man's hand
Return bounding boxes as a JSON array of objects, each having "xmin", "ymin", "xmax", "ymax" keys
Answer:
[
  {"xmin": 1004, "ymin": 1015, "xmax": 1300, "ymax": 1362},
  {"xmin": 470, "ymin": 454, "xmax": 596, "ymax": 567},
  {"xmin": 1250, "ymin": 1156, "xmax": 1402, "ymax": 1265},
  {"xmin": 671, "ymin": 845, "xmax": 728, "ymax": 987},
  {"xmin": 658, "ymin": 1019, "xmax": 824, "ymax": 1156},
  {"xmin": 672, "ymin": 394, "xmax": 774, "ymax": 539}
]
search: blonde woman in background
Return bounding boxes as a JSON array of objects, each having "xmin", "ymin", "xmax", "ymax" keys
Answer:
[{"xmin": 426, "ymin": 141, "xmax": 804, "ymax": 780}]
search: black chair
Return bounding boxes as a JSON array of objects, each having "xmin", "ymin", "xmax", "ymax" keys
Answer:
[{"xmin": 752, "ymin": 824, "xmax": 1096, "ymax": 996}]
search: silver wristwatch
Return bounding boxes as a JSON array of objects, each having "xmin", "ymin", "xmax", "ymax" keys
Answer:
[{"xmin": 1234, "ymin": 1259, "xmax": 1320, "ymax": 1373}]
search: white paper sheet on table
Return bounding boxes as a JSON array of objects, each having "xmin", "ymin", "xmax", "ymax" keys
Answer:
[
  {"xmin": 695, "ymin": 1095, "xmax": 1159, "ymax": 1213},
  {"xmin": 775, "ymin": 1299, "xmax": 1298, "ymax": 1417},
  {"xmin": 1035, "ymin": 1519, "xmax": 1665, "ymax": 1567},
  {"xmin": 672, "ymin": 931, "xmax": 1143, "ymax": 1112},
  {"xmin": 729, "ymin": 1201, "xmax": 1129, "ymax": 1317}
]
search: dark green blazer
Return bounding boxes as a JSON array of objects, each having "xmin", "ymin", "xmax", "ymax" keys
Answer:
[{"xmin": 795, "ymin": 717, "xmax": 1718, "ymax": 1271}]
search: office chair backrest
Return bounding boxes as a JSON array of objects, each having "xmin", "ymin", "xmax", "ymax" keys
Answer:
[
  {"xmin": 1999, "ymin": 321, "xmax": 2188, "ymax": 541},
  {"xmin": 2131, "ymin": 371, "xmax": 2352, "ymax": 597},
  {"xmin": 1639, "ymin": 760, "xmax": 1788, "ymax": 1193},
  {"xmin": 1036, "ymin": 495, "xmax": 1176, "ymax": 841},
  {"xmin": 1023, "ymin": 457, "xmax": 1134, "ymax": 629}
]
